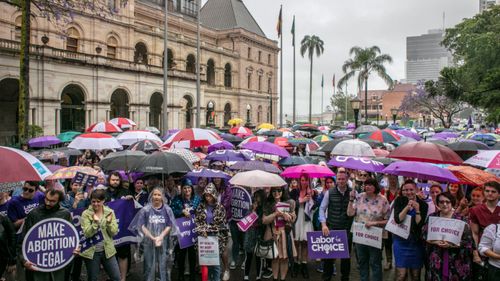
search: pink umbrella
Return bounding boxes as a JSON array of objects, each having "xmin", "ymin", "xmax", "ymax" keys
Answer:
[
  {"xmin": 163, "ymin": 128, "xmax": 222, "ymax": 149},
  {"xmin": 109, "ymin": 117, "xmax": 137, "ymax": 129},
  {"xmin": 0, "ymin": 146, "xmax": 52, "ymax": 183},
  {"xmin": 86, "ymin": 121, "xmax": 122, "ymax": 133},
  {"xmin": 68, "ymin": 133, "xmax": 123, "ymax": 150},
  {"xmin": 281, "ymin": 164, "xmax": 335, "ymax": 178}
]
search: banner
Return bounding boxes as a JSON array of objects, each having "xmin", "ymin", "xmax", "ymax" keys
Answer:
[
  {"xmin": 230, "ymin": 186, "xmax": 252, "ymax": 221},
  {"xmin": 237, "ymin": 212, "xmax": 258, "ymax": 232},
  {"xmin": 70, "ymin": 208, "xmax": 103, "ymax": 252},
  {"xmin": 426, "ymin": 216, "xmax": 466, "ymax": 246},
  {"xmin": 307, "ymin": 230, "xmax": 350, "ymax": 259},
  {"xmin": 22, "ymin": 218, "xmax": 79, "ymax": 272},
  {"xmin": 274, "ymin": 201, "xmax": 290, "ymax": 228},
  {"xmin": 352, "ymin": 222, "xmax": 383, "ymax": 249},
  {"xmin": 198, "ymin": 236, "xmax": 220, "ymax": 266},
  {"xmin": 385, "ymin": 210, "xmax": 411, "ymax": 239},
  {"xmin": 176, "ymin": 217, "xmax": 197, "ymax": 249}
]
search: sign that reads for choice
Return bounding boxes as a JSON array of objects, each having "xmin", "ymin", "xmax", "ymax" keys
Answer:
[
  {"xmin": 352, "ymin": 222, "xmax": 383, "ymax": 249},
  {"xmin": 307, "ymin": 231, "xmax": 350, "ymax": 259},
  {"xmin": 22, "ymin": 218, "xmax": 80, "ymax": 272},
  {"xmin": 230, "ymin": 186, "xmax": 252, "ymax": 221},
  {"xmin": 427, "ymin": 216, "xmax": 466, "ymax": 246}
]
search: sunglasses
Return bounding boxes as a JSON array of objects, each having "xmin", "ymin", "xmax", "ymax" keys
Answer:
[
  {"xmin": 359, "ymin": 174, "xmax": 368, "ymax": 177},
  {"xmin": 23, "ymin": 187, "xmax": 35, "ymax": 193},
  {"xmin": 438, "ymin": 200, "xmax": 451, "ymax": 205},
  {"xmin": 272, "ymin": 189, "xmax": 283, "ymax": 193}
]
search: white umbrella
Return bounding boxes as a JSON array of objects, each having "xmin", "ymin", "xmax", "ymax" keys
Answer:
[
  {"xmin": 331, "ymin": 139, "xmax": 375, "ymax": 157},
  {"xmin": 229, "ymin": 170, "xmax": 286, "ymax": 188},
  {"xmin": 464, "ymin": 150, "xmax": 500, "ymax": 169},
  {"xmin": 68, "ymin": 133, "xmax": 122, "ymax": 150},
  {"xmin": 166, "ymin": 148, "xmax": 201, "ymax": 163},
  {"xmin": 116, "ymin": 130, "xmax": 162, "ymax": 146}
]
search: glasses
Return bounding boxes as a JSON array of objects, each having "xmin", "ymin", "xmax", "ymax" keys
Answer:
[
  {"xmin": 272, "ymin": 189, "xmax": 283, "ymax": 194},
  {"xmin": 23, "ymin": 187, "xmax": 35, "ymax": 193},
  {"xmin": 438, "ymin": 200, "xmax": 452, "ymax": 205},
  {"xmin": 359, "ymin": 174, "xmax": 368, "ymax": 177}
]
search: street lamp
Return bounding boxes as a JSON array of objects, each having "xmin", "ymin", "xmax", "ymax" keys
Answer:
[
  {"xmin": 246, "ymin": 104, "xmax": 251, "ymax": 125},
  {"xmin": 95, "ymin": 45, "xmax": 102, "ymax": 55},
  {"xmin": 350, "ymin": 97, "xmax": 361, "ymax": 128},
  {"xmin": 207, "ymin": 101, "xmax": 214, "ymax": 127},
  {"xmin": 390, "ymin": 107, "xmax": 398, "ymax": 125},
  {"xmin": 41, "ymin": 34, "xmax": 49, "ymax": 45},
  {"xmin": 385, "ymin": 114, "xmax": 388, "ymax": 124}
]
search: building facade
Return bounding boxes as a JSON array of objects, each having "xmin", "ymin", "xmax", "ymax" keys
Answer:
[
  {"xmin": 479, "ymin": 0, "xmax": 500, "ymax": 12},
  {"xmin": 0, "ymin": 0, "xmax": 279, "ymax": 144}
]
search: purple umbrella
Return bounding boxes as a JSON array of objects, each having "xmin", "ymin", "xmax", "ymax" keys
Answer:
[
  {"xmin": 186, "ymin": 168, "xmax": 231, "ymax": 183},
  {"xmin": 28, "ymin": 136, "xmax": 62, "ymax": 148},
  {"xmin": 207, "ymin": 141, "xmax": 235, "ymax": 153},
  {"xmin": 433, "ymin": 132, "xmax": 459, "ymax": 140},
  {"xmin": 162, "ymin": 129, "xmax": 180, "ymax": 141},
  {"xmin": 206, "ymin": 150, "xmax": 250, "ymax": 162},
  {"xmin": 382, "ymin": 161, "xmax": 458, "ymax": 183},
  {"xmin": 230, "ymin": 160, "xmax": 282, "ymax": 174},
  {"xmin": 46, "ymin": 164, "xmax": 64, "ymax": 173},
  {"xmin": 396, "ymin": 129, "xmax": 421, "ymax": 141},
  {"xmin": 327, "ymin": 156, "xmax": 385, "ymax": 172},
  {"xmin": 346, "ymin": 123, "xmax": 355, "ymax": 129},
  {"xmin": 242, "ymin": 141, "xmax": 290, "ymax": 158}
]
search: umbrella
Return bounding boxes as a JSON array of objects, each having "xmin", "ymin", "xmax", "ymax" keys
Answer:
[
  {"xmin": 446, "ymin": 140, "xmax": 490, "ymax": 152},
  {"xmin": 331, "ymin": 130, "xmax": 353, "ymax": 138},
  {"xmin": 331, "ymin": 140, "xmax": 376, "ymax": 157},
  {"xmin": 220, "ymin": 133, "xmax": 244, "ymax": 145},
  {"xmin": 46, "ymin": 164, "xmax": 64, "ymax": 173},
  {"xmin": 313, "ymin": 135, "xmax": 333, "ymax": 143},
  {"xmin": 257, "ymin": 123, "xmax": 275, "ymax": 130},
  {"xmin": 259, "ymin": 130, "xmax": 283, "ymax": 137},
  {"xmin": 318, "ymin": 126, "xmax": 330, "ymax": 133},
  {"xmin": 230, "ymin": 160, "xmax": 282, "ymax": 174},
  {"xmin": 383, "ymin": 161, "xmax": 459, "ymax": 183},
  {"xmin": 99, "ymin": 151, "xmax": 147, "ymax": 171},
  {"xmin": 358, "ymin": 138, "xmax": 384, "ymax": 148},
  {"xmin": 194, "ymin": 152, "xmax": 206, "ymax": 160},
  {"xmin": 116, "ymin": 130, "xmax": 163, "ymax": 146},
  {"xmin": 297, "ymin": 124, "xmax": 319, "ymax": 131},
  {"xmin": 131, "ymin": 151, "xmax": 194, "ymax": 174},
  {"xmin": 186, "ymin": 168, "xmax": 231, "ymax": 183},
  {"xmin": 278, "ymin": 156, "xmax": 312, "ymax": 167},
  {"xmin": 318, "ymin": 138, "xmax": 352, "ymax": 152},
  {"xmin": 267, "ymin": 137, "xmax": 290, "ymax": 147},
  {"xmin": 229, "ymin": 126, "xmax": 252, "ymax": 136},
  {"xmin": 163, "ymin": 128, "xmax": 222, "ymax": 149},
  {"xmin": 346, "ymin": 123, "xmax": 356, "ymax": 129},
  {"xmin": 28, "ymin": 136, "xmax": 62, "ymax": 148},
  {"xmin": 464, "ymin": 150, "xmax": 500, "ymax": 169},
  {"xmin": 281, "ymin": 164, "xmax": 335, "ymax": 178},
  {"xmin": 30, "ymin": 150, "xmax": 67, "ymax": 161},
  {"xmin": 372, "ymin": 149, "xmax": 390, "ymax": 157},
  {"xmin": 373, "ymin": 157, "xmax": 399, "ymax": 166},
  {"xmin": 447, "ymin": 166, "xmax": 499, "ymax": 186},
  {"xmin": 0, "ymin": 146, "xmax": 52, "ymax": 183},
  {"xmin": 228, "ymin": 118, "xmax": 244, "ymax": 126},
  {"xmin": 388, "ymin": 142, "xmax": 463, "ymax": 165},
  {"xmin": 86, "ymin": 121, "xmax": 122, "ymax": 133},
  {"xmin": 426, "ymin": 138, "xmax": 449, "ymax": 146},
  {"xmin": 434, "ymin": 132, "xmax": 459, "ymax": 140},
  {"xmin": 127, "ymin": 139, "xmax": 163, "ymax": 152},
  {"xmin": 53, "ymin": 147, "xmax": 83, "ymax": 156},
  {"xmin": 57, "ymin": 131, "xmax": 81, "ymax": 143},
  {"xmin": 109, "ymin": 117, "xmax": 137, "ymax": 129},
  {"xmin": 351, "ymin": 125, "xmax": 379, "ymax": 135},
  {"xmin": 242, "ymin": 141, "xmax": 290, "ymax": 158},
  {"xmin": 145, "ymin": 126, "xmax": 161, "ymax": 135},
  {"xmin": 394, "ymin": 136, "xmax": 418, "ymax": 146},
  {"xmin": 361, "ymin": 129, "xmax": 400, "ymax": 143},
  {"xmin": 207, "ymin": 141, "xmax": 235, "ymax": 153},
  {"xmin": 288, "ymin": 137, "xmax": 314, "ymax": 145},
  {"xmin": 229, "ymin": 170, "xmax": 286, "ymax": 188},
  {"xmin": 46, "ymin": 166, "xmax": 98, "ymax": 180},
  {"xmin": 238, "ymin": 136, "xmax": 267, "ymax": 146},
  {"xmin": 327, "ymin": 156, "xmax": 385, "ymax": 172},
  {"xmin": 68, "ymin": 133, "xmax": 123, "ymax": 150},
  {"xmin": 396, "ymin": 129, "xmax": 421, "ymax": 141},
  {"xmin": 206, "ymin": 150, "xmax": 250, "ymax": 162},
  {"xmin": 166, "ymin": 148, "xmax": 201, "ymax": 163}
]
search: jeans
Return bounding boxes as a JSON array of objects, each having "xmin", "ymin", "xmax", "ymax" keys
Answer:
[
  {"xmin": 84, "ymin": 251, "xmax": 120, "ymax": 281},
  {"xmin": 322, "ymin": 233, "xmax": 352, "ymax": 281},
  {"xmin": 208, "ymin": 265, "xmax": 221, "ymax": 281},
  {"xmin": 143, "ymin": 240, "xmax": 169, "ymax": 281},
  {"xmin": 355, "ymin": 243, "xmax": 383, "ymax": 281},
  {"xmin": 229, "ymin": 221, "xmax": 245, "ymax": 263}
]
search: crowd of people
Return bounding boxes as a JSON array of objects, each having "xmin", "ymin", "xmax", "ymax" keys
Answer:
[{"xmin": 0, "ymin": 131, "xmax": 499, "ymax": 281}]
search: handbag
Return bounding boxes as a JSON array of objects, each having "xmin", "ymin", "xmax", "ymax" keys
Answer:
[{"xmin": 255, "ymin": 225, "xmax": 277, "ymax": 259}]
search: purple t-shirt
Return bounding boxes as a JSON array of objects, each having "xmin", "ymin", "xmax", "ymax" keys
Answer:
[
  {"xmin": 206, "ymin": 205, "xmax": 215, "ymax": 224},
  {"xmin": 7, "ymin": 191, "xmax": 45, "ymax": 222}
]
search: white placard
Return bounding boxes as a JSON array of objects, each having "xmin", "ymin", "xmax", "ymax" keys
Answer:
[
  {"xmin": 352, "ymin": 222, "xmax": 383, "ymax": 249},
  {"xmin": 426, "ymin": 216, "xmax": 466, "ymax": 246},
  {"xmin": 198, "ymin": 236, "xmax": 220, "ymax": 266},
  {"xmin": 385, "ymin": 210, "xmax": 411, "ymax": 239}
]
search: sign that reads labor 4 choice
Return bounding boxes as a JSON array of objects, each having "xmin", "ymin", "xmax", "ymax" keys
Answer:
[
  {"xmin": 22, "ymin": 218, "xmax": 80, "ymax": 272},
  {"xmin": 307, "ymin": 231, "xmax": 350, "ymax": 259}
]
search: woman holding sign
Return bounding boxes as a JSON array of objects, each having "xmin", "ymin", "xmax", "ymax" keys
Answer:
[{"xmin": 347, "ymin": 177, "xmax": 390, "ymax": 281}]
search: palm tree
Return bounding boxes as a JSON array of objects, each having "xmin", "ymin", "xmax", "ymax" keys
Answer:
[
  {"xmin": 337, "ymin": 46, "xmax": 394, "ymax": 124},
  {"xmin": 300, "ymin": 35, "xmax": 324, "ymax": 123}
]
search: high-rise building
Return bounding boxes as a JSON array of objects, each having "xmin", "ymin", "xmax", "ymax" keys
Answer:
[
  {"xmin": 405, "ymin": 29, "xmax": 453, "ymax": 84},
  {"xmin": 479, "ymin": 0, "xmax": 499, "ymax": 12}
]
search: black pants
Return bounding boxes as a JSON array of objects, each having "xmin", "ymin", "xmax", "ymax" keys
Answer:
[
  {"xmin": 0, "ymin": 259, "xmax": 6, "ymax": 278},
  {"xmin": 176, "ymin": 245, "xmax": 197, "ymax": 281},
  {"xmin": 322, "ymin": 234, "xmax": 352, "ymax": 281},
  {"xmin": 244, "ymin": 251, "xmax": 262, "ymax": 278},
  {"xmin": 487, "ymin": 264, "xmax": 500, "ymax": 281}
]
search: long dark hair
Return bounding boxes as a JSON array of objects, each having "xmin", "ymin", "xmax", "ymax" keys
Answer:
[{"xmin": 264, "ymin": 186, "xmax": 289, "ymax": 215}]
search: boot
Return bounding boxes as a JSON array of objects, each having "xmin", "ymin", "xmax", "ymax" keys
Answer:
[
  {"xmin": 291, "ymin": 262, "xmax": 299, "ymax": 278},
  {"xmin": 301, "ymin": 263, "xmax": 309, "ymax": 279}
]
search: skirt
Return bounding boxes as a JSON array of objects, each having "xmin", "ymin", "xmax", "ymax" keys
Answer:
[
  {"xmin": 294, "ymin": 205, "xmax": 313, "ymax": 241},
  {"xmin": 393, "ymin": 235, "xmax": 424, "ymax": 269},
  {"xmin": 272, "ymin": 227, "xmax": 297, "ymax": 259}
]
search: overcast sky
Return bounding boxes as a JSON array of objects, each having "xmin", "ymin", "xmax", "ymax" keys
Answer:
[{"xmin": 202, "ymin": 0, "xmax": 478, "ymax": 117}]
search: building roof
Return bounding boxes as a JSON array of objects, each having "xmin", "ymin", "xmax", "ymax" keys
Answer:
[{"xmin": 200, "ymin": 0, "xmax": 266, "ymax": 37}]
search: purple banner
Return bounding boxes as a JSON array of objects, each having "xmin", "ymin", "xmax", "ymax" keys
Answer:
[
  {"xmin": 176, "ymin": 217, "xmax": 197, "ymax": 249},
  {"xmin": 307, "ymin": 230, "xmax": 350, "ymax": 259},
  {"xmin": 22, "ymin": 218, "xmax": 79, "ymax": 272},
  {"xmin": 230, "ymin": 186, "xmax": 252, "ymax": 221},
  {"xmin": 417, "ymin": 183, "xmax": 446, "ymax": 198},
  {"xmin": 70, "ymin": 208, "xmax": 103, "ymax": 252}
]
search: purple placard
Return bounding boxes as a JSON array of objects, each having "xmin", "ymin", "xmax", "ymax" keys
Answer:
[
  {"xmin": 176, "ymin": 217, "xmax": 198, "ymax": 249},
  {"xmin": 74, "ymin": 172, "xmax": 98, "ymax": 188},
  {"xmin": 230, "ymin": 186, "xmax": 252, "ymax": 221},
  {"xmin": 70, "ymin": 208, "xmax": 104, "ymax": 252},
  {"xmin": 22, "ymin": 218, "xmax": 80, "ymax": 272},
  {"xmin": 417, "ymin": 183, "xmax": 446, "ymax": 198},
  {"xmin": 107, "ymin": 199, "xmax": 139, "ymax": 246},
  {"xmin": 307, "ymin": 230, "xmax": 350, "ymax": 259}
]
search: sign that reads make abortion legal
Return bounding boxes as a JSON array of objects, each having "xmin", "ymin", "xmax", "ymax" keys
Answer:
[
  {"xmin": 22, "ymin": 218, "xmax": 80, "ymax": 272},
  {"xmin": 230, "ymin": 186, "xmax": 252, "ymax": 221},
  {"xmin": 307, "ymin": 231, "xmax": 350, "ymax": 259}
]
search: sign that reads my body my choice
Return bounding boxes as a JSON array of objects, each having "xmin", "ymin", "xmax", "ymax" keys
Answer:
[
  {"xmin": 22, "ymin": 218, "xmax": 80, "ymax": 272},
  {"xmin": 307, "ymin": 231, "xmax": 350, "ymax": 259}
]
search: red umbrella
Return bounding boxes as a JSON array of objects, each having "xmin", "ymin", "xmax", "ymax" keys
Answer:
[
  {"xmin": 109, "ymin": 117, "xmax": 137, "ymax": 129},
  {"xmin": 271, "ymin": 137, "xmax": 290, "ymax": 147},
  {"xmin": 86, "ymin": 121, "xmax": 122, "ymax": 133},
  {"xmin": 388, "ymin": 142, "xmax": 463, "ymax": 165},
  {"xmin": 364, "ymin": 129, "xmax": 400, "ymax": 143},
  {"xmin": 229, "ymin": 126, "xmax": 252, "ymax": 136},
  {"xmin": 163, "ymin": 128, "xmax": 222, "ymax": 149},
  {"xmin": 0, "ymin": 146, "xmax": 52, "ymax": 183}
]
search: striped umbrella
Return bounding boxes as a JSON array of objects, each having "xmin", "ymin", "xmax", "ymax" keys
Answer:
[
  {"xmin": 362, "ymin": 129, "xmax": 400, "ymax": 143},
  {"xmin": 163, "ymin": 128, "xmax": 222, "ymax": 149},
  {"xmin": 68, "ymin": 133, "xmax": 123, "ymax": 150},
  {"xmin": 46, "ymin": 166, "xmax": 98, "ymax": 180},
  {"xmin": 109, "ymin": 117, "xmax": 137, "ymax": 129},
  {"xmin": 166, "ymin": 148, "xmax": 201, "ymax": 163},
  {"xmin": 127, "ymin": 139, "xmax": 163, "ymax": 152},
  {"xmin": 117, "ymin": 130, "xmax": 162, "ymax": 146},
  {"xmin": 86, "ymin": 121, "xmax": 122, "ymax": 133},
  {"xmin": 229, "ymin": 126, "xmax": 253, "ymax": 136},
  {"xmin": 313, "ymin": 135, "xmax": 333, "ymax": 143},
  {"xmin": 238, "ymin": 136, "xmax": 267, "ymax": 147},
  {"xmin": 0, "ymin": 146, "xmax": 52, "ymax": 183}
]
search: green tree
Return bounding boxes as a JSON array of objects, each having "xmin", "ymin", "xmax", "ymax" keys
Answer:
[
  {"xmin": 300, "ymin": 35, "xmax": 324, "ymax": 123},
  {"xmin": 337, "ymin": 46, "xmax": 394, "ymax": 123},
  {"xmin": 330, "ymin": 91, "xmax": 355, "ymax": 122},
  {"xmin": 441, "ymin": 6, "xmax": 500, "ymax": 124}
]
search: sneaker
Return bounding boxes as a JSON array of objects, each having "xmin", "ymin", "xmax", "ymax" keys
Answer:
[
  {"xmin": 241, "ymin": 254, "xmax": 247, "ymax": 269},
  {"xmin": 316, "ymin": 263, "xmax": 323, "ymax": 273},
  {"xmin": 332, "ymin": 263, "xmax": 337, "ymax": 276},
  {"xmin": 244, "ymin": 276, "xmax": 249, "ymax": 281},
  {"xmin": 230, "ymin": 261, "xmax": 236, "ymax": 270},
  {"xmin": 222, "ymin": 270, "xmax": 230, "ymax": 281},
  {"xmin": 262, "ymin": 268, "xmax": 273, "ymax": 279}
]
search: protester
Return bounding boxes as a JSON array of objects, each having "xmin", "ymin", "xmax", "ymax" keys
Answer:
[
  {"xmin": 132, "ymin": 178, "xmax": 148, "ymax": 206},
  {"xmin": 427, "ymin": 183, "xmax": 443, "ymax": 215},
  {"xmin": 423, "ymin": 192, "xmax": 473, "ymax": 280},
  {"xmin": 243, "ymin": 189, "xmax": 266, "ymax": 281},
  {"xmin": 212, "ymin": 177, "xmax": 233, "ymax": 281},
  {"xmin": 347, "ymin": 177, "xmax": 390, "ymax": 281},
  {"xmin": 7, "ymin": 181, "xmax": 45, "ymax": 230},
  {"xmin": 447, "ymin": 183, "xmax": 468, "ymax": 212},
  {"xmin": 382, "ymin": 175, "xmax": 399, "ymax": 270},
  {"xmin": 392, "ymin": 180, "xmax": 428, "ymax": 281},
  {"xmin": 263, "ymin": 186, "xmax": 296, "ymax": 281},
  {"xmin": 0, "ymin": 214, "xmax": 16, "ymax": 279},
  {"xmin": 478, "ymin": 219, "xmax": 500, "ymax": 281},
  {"xmin": 0, "ymin": 191, "xmax": 10, "ymax": 217},
  {"xmin": 64, "ymin": 179, "xmax": 89, "ymax": 210}
]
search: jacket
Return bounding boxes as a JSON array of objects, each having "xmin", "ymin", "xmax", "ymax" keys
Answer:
[
  {"xmin": 80, "ymin": 205, "xmax": 119, "ymax": 259},
  {"xmin": 194, "ymin": 202, "xmax": 228, "ymax": 253}
]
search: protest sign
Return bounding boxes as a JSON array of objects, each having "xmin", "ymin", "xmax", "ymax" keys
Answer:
[
  {"xmin": 73, "ymin": 172, "xmax": 98, "ymax": 188},
  {"xmin": 237, "ymin": 212, "xmax": 258, "ymax": 232},
  {"xmin": 427, "ymin": 216, "xmax": 466, "ymax": 246},
  {"xmin": 70, "ymin": 208, "xmax": 103, "ymax": 252},
  {"xmin": 176, "ymin": 217, "xmax": 197, "ymax": 249},
  {"xmin": 198, "ymin": 236, "xmax": 220, "ymax": 266},
  {"xmin": 385, "ymin": 210, "xmax": 411, "ymax": 239},
  {"xmin": 307, "ymin": 230, "xmax": 350, "ymax": 259},
  {"xmin": 352, "ymin": 222, "xmax": 383, "ymax": 249},
  {"xmin": 274, "ymin": 201, "xmax": 290, "ymax": 228},
  {"xmin": 107, "ymin": 199, "xmax": 139, "ymax": 246},
  {"xmin": 22, "ymin": 218, "xmax": 79, "ymax": 272},
  {"xmin": 230, "ymin": 186, "xmax": 252, "ymax": 221}
]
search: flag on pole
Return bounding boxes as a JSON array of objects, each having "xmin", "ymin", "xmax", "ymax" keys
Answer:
[
  {"xmin": 332, "ymin": 74, "xmax": 336, "ymax": 88},
  {"xmin": 291, "ymin": 15, "xmax": 295, "ymax": 46},
  {"xmin": 277, "ymin": 7, "xmax": 282, "ymax": 38},
  {"xmin": 321, "ymin": 74, "xmax": 324, "ymax": 87}
]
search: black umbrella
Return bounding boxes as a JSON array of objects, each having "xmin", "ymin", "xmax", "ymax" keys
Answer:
[
  {"xmin": 230, "ymin": 160, "xmax": 282, "ymax": 174},
  {"xmin": 127, "ymin": 139, "xmax": 162, "ymax": 152},
  {"xmin": 278, "ymin": 156, "xmax": 318, "ymax": 167},
  {"xmin": 131, "ymin": 151, "xmax": 193, "ymax": 175},
  {"xmin": 318, "ymin": 138, "xmax": 351, "ymax": 152},
  {"xmin": 220, "ymin": 133, "xmax": 244, "ymax": 145},
  {"xmin": 259, "ymin": 130, "xmax": 283, "ymax": 137},
  {"xmin": 446, "ymin": 140, "xmax": 490, "ymax": 152},
  {"xmin": 99, "ymin": 151, "xmax": 147, "ymax": 171},
  {"xmin": 53, "ymin": 147, "xmax": 82, "ymax": 156}
]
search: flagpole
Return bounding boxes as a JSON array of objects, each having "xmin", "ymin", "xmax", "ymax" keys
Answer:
[
  {"xmin": 292, "ymin": 15, "xmax": 296, "ymax": 124},
  {"xmin": 279, "ymin": 5, "xmax": 283, "ymax": 128},
  {"xmin": 321, "ymin": 74, "xmax": 324, "ymax": 125},
  {"xmin": 345, "ymin": 81, "xmax": 348, "ymax": 123},
  {"xmin": 162, "ymin": 0, "xmax": 169, "ymax": 132}
]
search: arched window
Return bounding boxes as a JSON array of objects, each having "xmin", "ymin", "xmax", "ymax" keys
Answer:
[
  {"xmin": 186, "ymin": 54, "xmax": 195, "ymax": 73},
  {"xmin": 224, "ymin": 63, "xmax": 232, "ymax": 88},
  {"xmin": 134, "ymin": 42, "xmax": 148, "ymax": 64},
  {"xmin": 14, "ymin": 16, "xmax": 22, "ymax": 41},
  {"xmin": 110, "ymin": 89, "xmax": 130, "ymax": 118},
  {"xmin": 207, "ymin": 59, "xmax": 215, "ymax": 86},
  {"xmin": 258, "ymin": 75, "xmax": 262, "ymax": 91},
  {"xmin": 107, "ymin": 36, "xmax": 118, "ymax": 59},
  {"xmin": 224, "ymin": 103, "xmax": 231, "ymax": 126},
  {"xmin": 167, "ymin": 49, "xmax": 174, "ymax": 69},
  {"xmin": 66, "ymin": 27, "xmax": 80, "ymax": 52},
  {"xmin": 247, "ymin": 73, "xmax": 252, "ymax": 89},
  {"xmin": 257, "ymin": 105, "xmax": 263, "ymax": 123}
]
